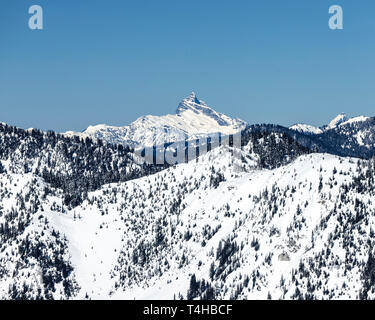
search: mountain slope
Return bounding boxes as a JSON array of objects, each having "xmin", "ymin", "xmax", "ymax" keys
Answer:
[
  {"xmin": 2, "ymin": 148, "xmax": 375, "ymax": 299},
  {"xmin": 54, "ymin": 152, "xmax": 375, "ymax": 299},
  {"xmin": 326, "ymin": 113, "xmax": 349, "ymax": 130},
  {"xmin": 0, "ymin": 123, "xmax": 165, "ymax": 207},
  {"xmin": 0, "ymin": 173, "xmax": 79, "ymax": 299},
  {"xmin": 1, "ymin": 110, "xmax": 375, "ymax": 300}
]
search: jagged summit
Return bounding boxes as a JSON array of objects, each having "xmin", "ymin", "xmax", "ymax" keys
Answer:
[
  {"xmin": 180, "ymin": 91, "xmax": 200, "ymax": 105},
  {"xmin": 176, "ymin": 92, "xmax": 233, "ymax": 126},
  {"xmin": 176, "ymin": 92, "xmax": 206, "ymax": 114},
  {"xmin": 327, "ymin": 113, "xmax": 348, "ymax": 130}
]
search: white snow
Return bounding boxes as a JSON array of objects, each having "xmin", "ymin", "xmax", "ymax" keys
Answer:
[
  {"xmin": 289, "ymin": 124, "xmax": 323, "ymax": 134},
  {"xmin": 2, "ymin": 149, "xmax": 369, "ymax": 300},
  {"xmin": 290, "ymin": 114, "xmax": 371, "ymax": 135},
  {"xmin": 64, "ymin": 93, "xmax": 247, "ymax": 148},
  {"xmin": 327, "ymin": 113, "xmax": 348, "ymax": 130},
  {"xmin": 339, "ymin": 116, "xmax": 369, "ymax": 127}
]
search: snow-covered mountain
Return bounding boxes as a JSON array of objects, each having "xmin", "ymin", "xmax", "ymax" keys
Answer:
[
  {"xmin": 65, "ymin": 93, "xmax": 247, "ymax": 148},
  {"xmin": 326, "ymin": 113, "xmax": 349, "ymax": 130},
  {"xmin": 289, "ymin": 124, "xmax": 323, "ymax": 135},
  {"xmin": 289, "ymin": 113, "xmax": 375, "ymax": 157},
  {"xmin": 1, "ymin": 107, "xmax": 375, "ymax": 300},
  {"xmin": 2, "ymin": 126, "xmax": 375, "ymax": 299},
  {"xmin": 290, "ymin": 113, "xmax": 370, "ymax": 134},
  {"xmin": 73, "ymin": 152, "xmax": 374, "ymax": 300}
]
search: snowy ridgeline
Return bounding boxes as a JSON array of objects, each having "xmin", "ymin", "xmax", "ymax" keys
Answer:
[
  {"xmin": 62, "ymin": 92, "xmax": 375, "ymax": 160},
  {"xmin": 1, "ymin": 145, "xmax": 375, "ymax": 299},
  {"xmin": 64, "ymin": 92, "xmax": 247, "ymax": 148}
]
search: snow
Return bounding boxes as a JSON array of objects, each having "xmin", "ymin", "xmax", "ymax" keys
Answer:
[
  {"xmin": 2, "ymin": 149, "xmax": 369, "ymax": 300},
  {"xmin": 289, "ymin": 124, "xmax": 323, "ymax": 134},
  {"xmin": 63, "ymin": 93, "xmax": 247, "ymax": 148},
  {"xmin": 2, "ymin": 132, "xmax": 375, "ymax": 300},
  {"xmin": 2, "ymin": 109, "xmax": 375, "ymax": 300},
  {"xmin": 327, "ymin": 113, "xmax": 348, "ymax": 130},
  {"xmin": 339, "ymin": 116, "xmax": 369, "ymax": 127},
  {"xmin": 290, "ymin": 114, "xmax": 371, "ymax": 135}
]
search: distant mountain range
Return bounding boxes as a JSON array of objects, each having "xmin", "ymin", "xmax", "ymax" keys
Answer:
[
  {"xmin": 63, "ymin": 93, "xmax": 375, "ymax": 161},
  {"xmin": 65, "ymin": 92, "xmax": 246, "ymax": 148},
  {"xmin": 290, "ymin": 113, "xmax": 370, "ymax": 134}
]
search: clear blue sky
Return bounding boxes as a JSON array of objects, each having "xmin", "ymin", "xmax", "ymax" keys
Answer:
[{"xmin": 1, "ymin": 0, "xmax": 375, "ymax": 132}]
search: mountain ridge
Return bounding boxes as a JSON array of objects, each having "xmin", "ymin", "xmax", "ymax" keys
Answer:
[
  {"xmin": 65, "ymin": 92, "xmax": 247, "ymax": 148},
  {"xmin": 290, "ymin": 112, "xmax": 370, "ymax": 134}
]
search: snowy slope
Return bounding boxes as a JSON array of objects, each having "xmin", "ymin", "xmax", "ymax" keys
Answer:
[
  {"xmin": 0, "ymin": 173, "xmax": 78, "ymax": 299},
  {"xmin": 2, "ymin": 145, "xmax": 375, "ymax": 300},
  {"xmin": 326, "ymin": 113, "xmax": 349, "ymax": 130},
  {"xmin": 2, "ymin": 113, "xmax": 375, "ymax": 300},
  {"xmin": 65, "ymin": 93, "xmax": 247, "ymax": 148},
  {"xmin": 74, "ymin": 153, "xmax": 374, "ymax": 300},
  {"xmin": 339, "ymin": 115, "xmax": 370, "ymax": 127},
  {"xmin": 65, "ymin": 152, "xmax": 375, "ymax": 300}
]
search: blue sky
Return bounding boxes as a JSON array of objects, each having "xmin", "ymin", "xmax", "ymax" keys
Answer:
[{"xmin": 1, "ymin": 0, "xmax": 375, "ymax": 132}]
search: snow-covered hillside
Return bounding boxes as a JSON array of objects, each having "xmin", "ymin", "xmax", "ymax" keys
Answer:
[
  {"xmin": 326, "ymin": 113, "xmax": 349, "ymax": 130},
  {"xmin": 65, "ymin": 93, "xmax": 246, "ymax": 148},
  {"xmin": 0, "ymin": 173, "xmax": 78, "ymax": 299},
  {"xmin": 2, "ymin": 139, "xmax": 375, "ymax": 299},
  {"xmin": 2, "ymin": 110, "xmax": 375, "ymax": 300}
]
